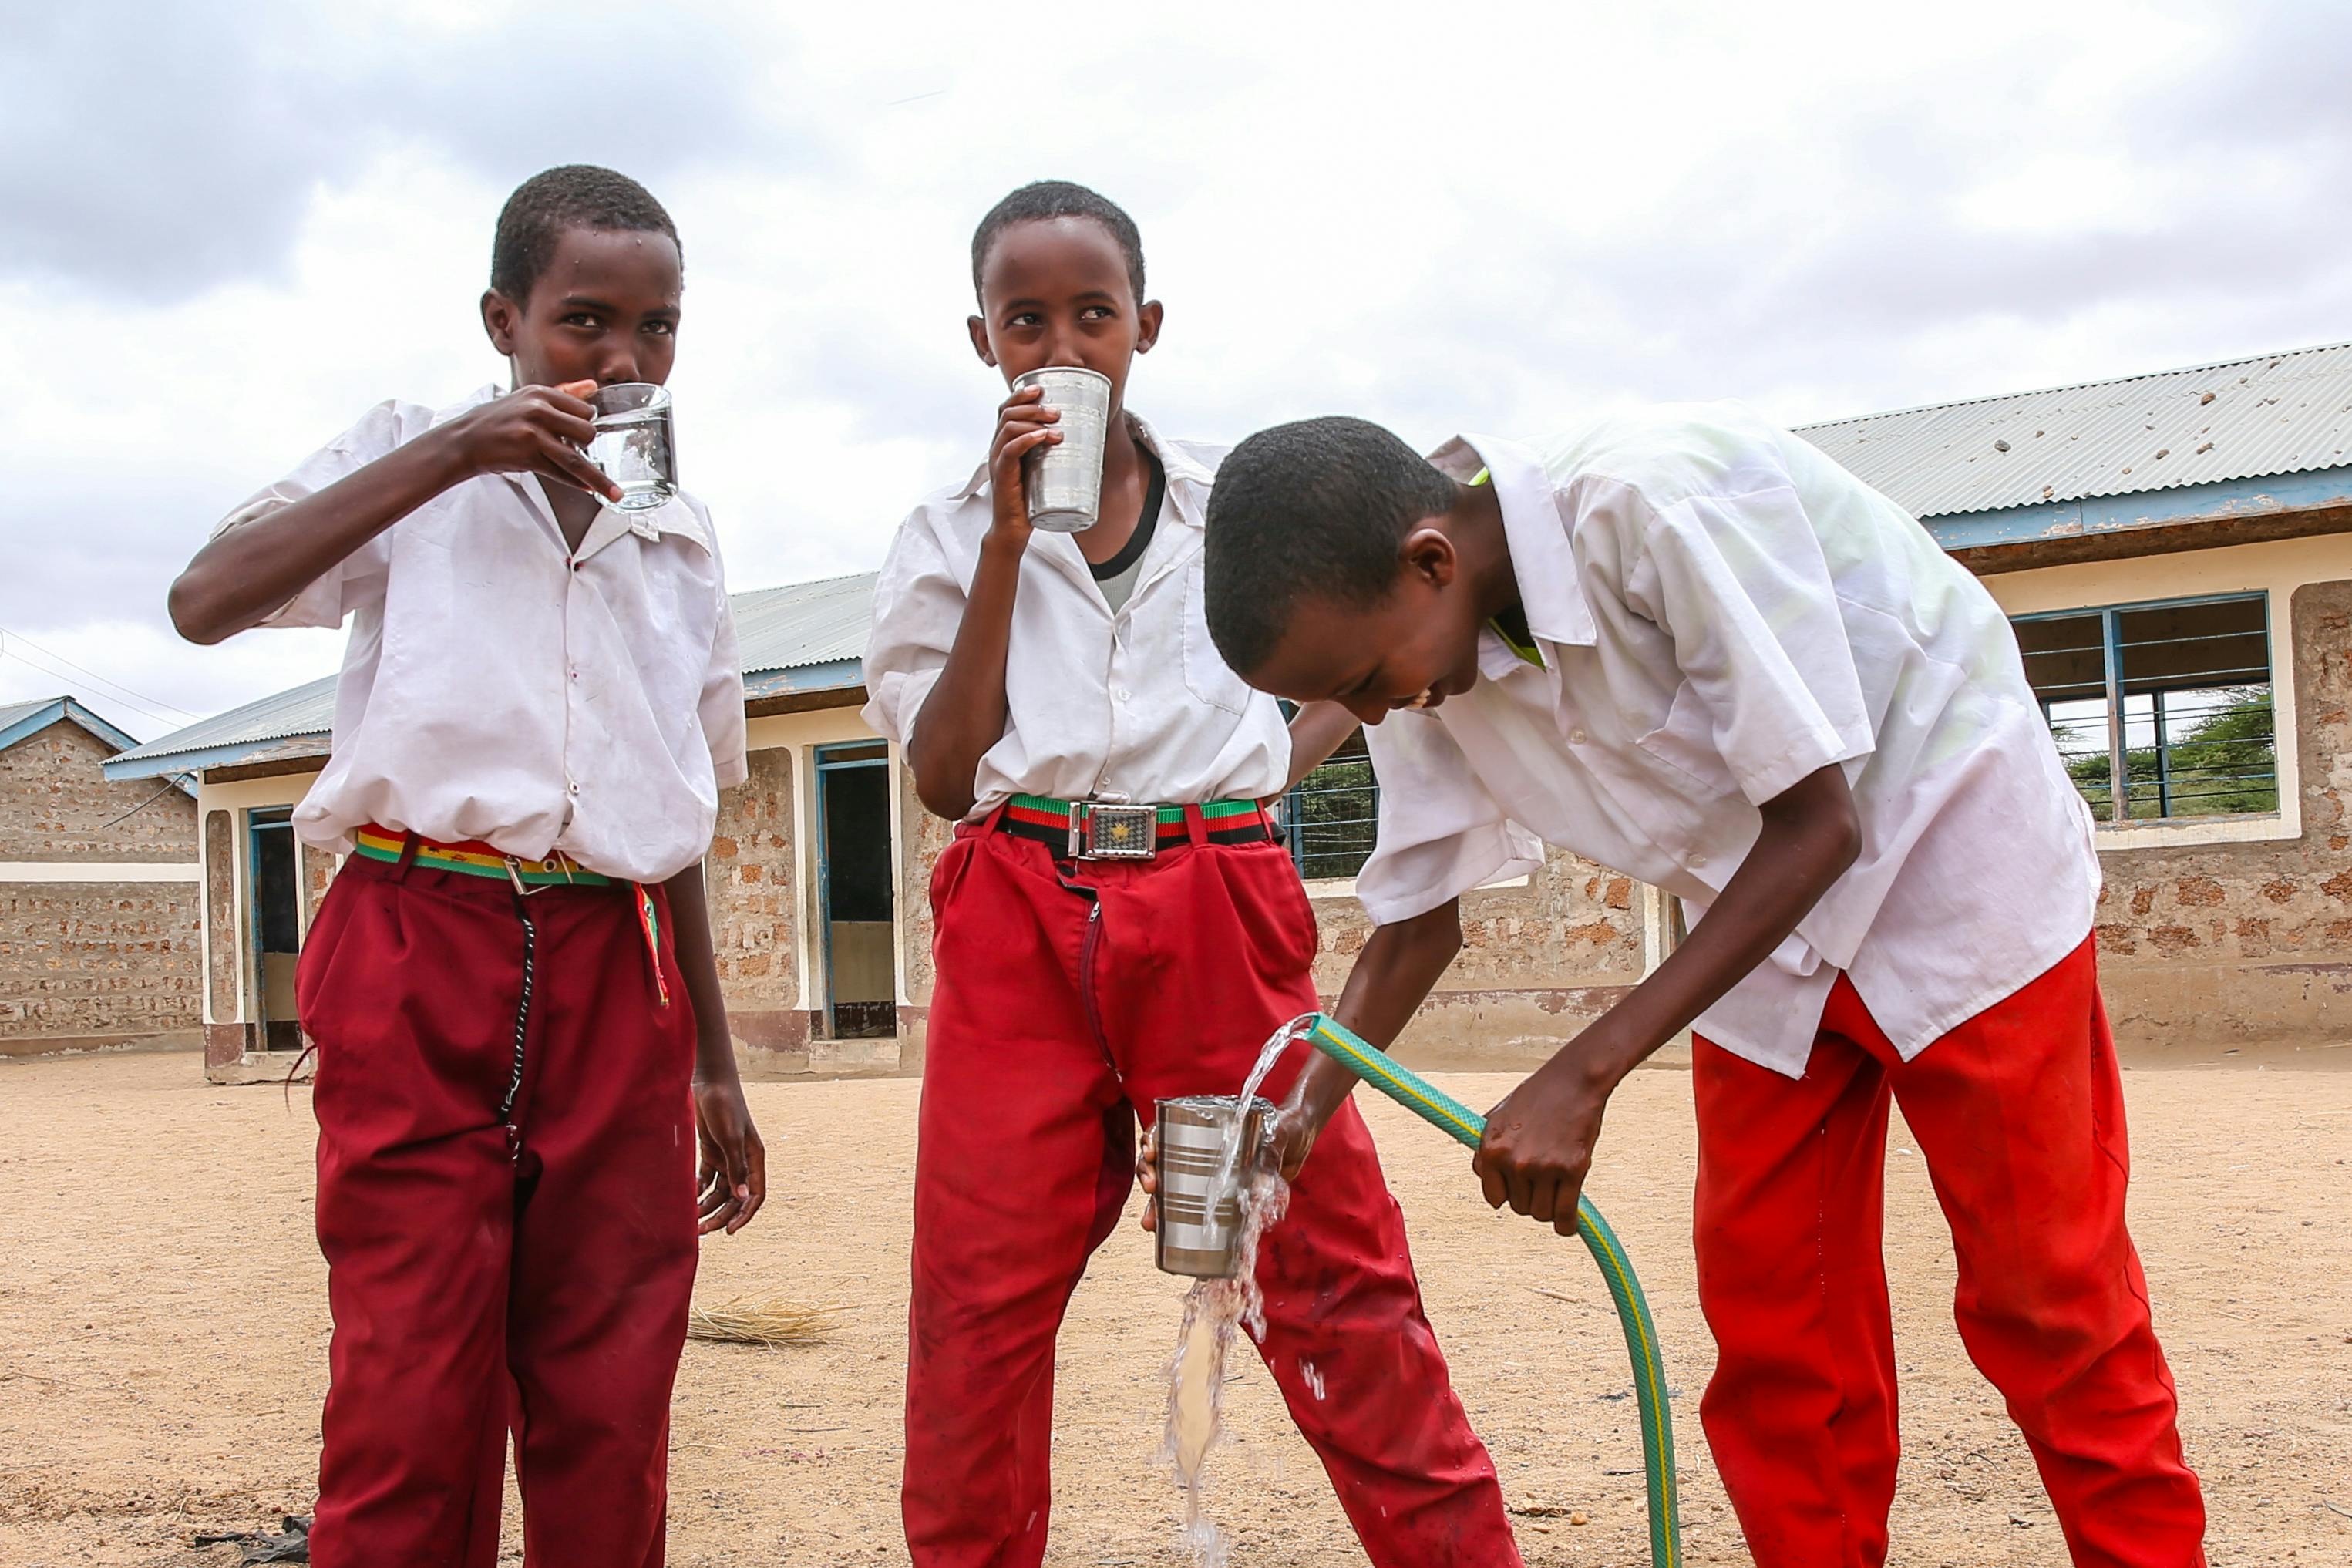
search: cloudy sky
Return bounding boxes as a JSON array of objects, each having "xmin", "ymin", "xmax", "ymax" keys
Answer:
[{"xmin": 4, "ymin": 0, "xmax": 2347, "ymax": 739}]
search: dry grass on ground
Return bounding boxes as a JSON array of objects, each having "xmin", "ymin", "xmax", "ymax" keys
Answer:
[{"xmin": 2, "ymin": 1045, "xmax": 2348, "ymax": 1566}]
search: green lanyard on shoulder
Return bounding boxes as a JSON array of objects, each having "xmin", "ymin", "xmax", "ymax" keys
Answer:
[{"xmin": 1468, "ymin": 468, "xmax": 1544, "ymax": 668}]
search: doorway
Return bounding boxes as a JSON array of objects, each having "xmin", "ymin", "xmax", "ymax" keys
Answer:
[
  {"xmin": 815, "ymin": 742, "xmax": 897, "ymax": 1039},
  {"xmin": 247, "ymin": 806, "xmax": 304, "ymax": 1054}
]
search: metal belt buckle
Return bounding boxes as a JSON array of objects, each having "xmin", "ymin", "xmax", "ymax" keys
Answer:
[{"xmin": 1069, "ymin": 802, "xmax": 1158, "ymax": 860}]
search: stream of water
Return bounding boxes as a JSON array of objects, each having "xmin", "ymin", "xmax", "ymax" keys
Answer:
[{"xmin": 1159, "ymin": 1013, "xmax": 1317, "ymax": 1564}]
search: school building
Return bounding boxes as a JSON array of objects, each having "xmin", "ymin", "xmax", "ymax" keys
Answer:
[
  {"xmin": 1, "ymin": 695, "xmax": 202, "ymax": 1057},
  {"xmin": 106, "ymin": 341, "xmax": 2352, "ymax": 1082}
]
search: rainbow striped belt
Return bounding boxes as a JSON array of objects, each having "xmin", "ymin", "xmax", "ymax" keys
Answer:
[
  {"xmin": 350, "ymin": 825, "xmax": 667, "ymax": 1007},
  {"xmin": 352, "ymin": 826, "xmax": 611, "ymax": 886},
  {"xmin": 995, "ymin": 795, "xmax": 1272, "ymax": 860}
]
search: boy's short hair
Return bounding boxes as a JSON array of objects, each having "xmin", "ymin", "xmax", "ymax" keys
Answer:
[
  {"xmin": 1204, "ymin": 416, "xmax": 1461, "ymax": 675},
  {"xmin": 970, "ymin": 180, "xmax": 1146, "ymax": 304},
  {"xmin": 490, "ymin": 165, "xmax": 681, "ymax": 304}
]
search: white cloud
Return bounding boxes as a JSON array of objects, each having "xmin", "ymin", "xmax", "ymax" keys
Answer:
[{"xmin": 3, "ymin": 0, "xmax": 2347, "ymax": 740}]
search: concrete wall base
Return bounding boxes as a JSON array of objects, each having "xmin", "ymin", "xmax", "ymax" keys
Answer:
[{"xmin": 0, "ymin": 1028, "xmax": 202, "ymax": 1061}]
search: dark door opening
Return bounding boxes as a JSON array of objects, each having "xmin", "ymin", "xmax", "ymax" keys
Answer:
[
  {"xmin": 248, "ymin": 807, "xmax": 304, "ymax": 1054},
  {"xmin": 816, "ymin": 742, "xmax": 897, "ymax": 1039}
]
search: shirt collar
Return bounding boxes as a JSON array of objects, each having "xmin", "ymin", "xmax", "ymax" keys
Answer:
[
  {"xmin": 952, "ymin": 409, "xmax": 1211, "ymax": 510},
  {"xmin": 574, "ymin": 493, "xmax": 711, "ymax": 563},
  {"xmin": 1429, "ymin": 432, "xmax": 1597, "ymax": 650}
]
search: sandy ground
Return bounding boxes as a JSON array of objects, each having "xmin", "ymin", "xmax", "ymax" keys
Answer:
[{"xmin": 2, "ymin": 1045, "xmax": 2348, "ymax": 1568}]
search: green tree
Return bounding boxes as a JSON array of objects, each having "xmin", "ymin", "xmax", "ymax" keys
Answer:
[{"xmin": 2067, "ymin": 688, "xmax": 2276, "ymax": 819}]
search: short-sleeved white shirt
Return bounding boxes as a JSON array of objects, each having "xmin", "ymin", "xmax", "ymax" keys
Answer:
[
  {"xmin": 1357, "ymin": 402, "xmax": 2101, "ymax": 1078},
  {"xmin": 221, "ymin": 385, "xmax": 748, "ymax": 884},
  {"xmin": 860, "ymin": 416, "xmax": 1290, "ymax": 813}
]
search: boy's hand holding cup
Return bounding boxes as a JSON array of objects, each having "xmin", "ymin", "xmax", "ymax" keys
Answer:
[
  {"xmin": 439, "ymin": 380, "xmax": 622, "ymax": 503},
  {"xmin": 1133, "ymin": 1100, "xmax": 1329, "ymax": 1235},
  {"xmin": 986, "ymin": 382, "xmax": 1061, "ymax": 549}
]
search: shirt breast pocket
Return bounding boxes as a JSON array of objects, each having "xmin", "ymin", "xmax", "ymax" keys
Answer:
[
  {"xmin": 1630, "ymin": 679, "xmax": 1738, "ymax": 796},
  {"xmin": 1180, "ymin": 563, "xmax": 1253, "ymax": 715}
]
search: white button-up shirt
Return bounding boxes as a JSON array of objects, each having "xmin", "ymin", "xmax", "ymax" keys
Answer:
[
  {"xmin": 1357, "ymin": 402, "xmax": 2101, "ymax": 1078},
  {"xmin": 221, "ymin": 385, "xmax": 748, "ymax": 883},
  {"xmin": 862, "ymin": 417, "xmax": 1290, "ymax": 813}
]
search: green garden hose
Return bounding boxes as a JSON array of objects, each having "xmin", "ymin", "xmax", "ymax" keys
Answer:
[{"xmin": 1304, "ymin": 1013, "xmax": 1683, "ymax": 1568}]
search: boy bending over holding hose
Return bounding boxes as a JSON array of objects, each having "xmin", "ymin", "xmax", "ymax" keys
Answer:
[{"xmin": 1197, "ymin": 405, "xmax": 2207, "ymax": 1568}]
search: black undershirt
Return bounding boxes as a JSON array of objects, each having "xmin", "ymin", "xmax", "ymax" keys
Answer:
[{"xmin": 1089, "ymin": 446, "xmax": 1165, "ymax": 588}]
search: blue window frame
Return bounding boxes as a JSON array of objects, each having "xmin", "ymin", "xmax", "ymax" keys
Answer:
[{"xmin": 2012, "ymin": 591, "xmax": 2278, "ymax": 823}]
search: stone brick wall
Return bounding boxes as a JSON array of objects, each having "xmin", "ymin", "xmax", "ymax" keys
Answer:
[
  {"xmin": 2088, "ymin": 577, "xmax": 2352, "ymax": 1047},
  {"xmin": 706, "ymin": 745, "xmax": 806, "ymax": 1063},
  {"xmin": 0, "ymin": 883, "xmax": 202, "ymax": 1052},
  {"xmin": 0, "ymin": 718, "xmax": 201, "ymax": 1053},
  {"xmin": 1311, "ymin": 844, "xmax": 1653, "ymax": 1065},
  {"xmin": 1, "ymin": 720, "xmax": 197, "ymax": 861},
  {"xmin": 202, "ymin": 809, "xmax": 236, "ymax": 1029}
]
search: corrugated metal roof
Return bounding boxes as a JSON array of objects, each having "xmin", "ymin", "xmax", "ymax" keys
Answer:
[
  {"xmin": 112, "ymin": 574, "xmax": 883, "ymax": 772},
  {"xmin": 109, "ymin": 674, "xmax": 341, "ymax": 769},
  {"xmin": 0, "ymin": 694, "xmax": 151, "ymax": 759},
  {"xmin": 1797, "ymin": 340, "xmax": 2352, "ymax": 519},
  {"xmin": 733, "ymin": 571, "xmax": 876, "ymax": 674},
  {"xmin": 0, "ymin": 697, "xmax": 62, "ymax": 734}
]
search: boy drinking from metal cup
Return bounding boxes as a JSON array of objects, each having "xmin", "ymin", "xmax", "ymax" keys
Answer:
[{"xmin": 862, "ymin": 181, "xmax": 1523, "ymax": 1568}]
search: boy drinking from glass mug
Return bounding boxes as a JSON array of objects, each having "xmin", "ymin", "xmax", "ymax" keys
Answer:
[{"xmin": 167, "ymin": 164, "xmax": 763, "ymax": 1568}]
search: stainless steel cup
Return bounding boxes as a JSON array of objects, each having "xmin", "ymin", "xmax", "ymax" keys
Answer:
[
  {"xmin": 585, "ymin": 382, "xmax": 678, "ymax": 512},
  {"xmin": 1012, "ymin": 365, "xmax": 1112, "ymax": 532},
  {"xmin": 1153, "ymin": 1095, "xmax": 1277, "ymax": 1278}
]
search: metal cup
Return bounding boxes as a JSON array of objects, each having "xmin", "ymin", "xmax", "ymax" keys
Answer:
[
  {"xmin": 1153, "ymin": 1095, "xmax": 1277, "ymax": 1279},
  {"xmin": 1011, "ymin": 365, "xmax": 1112, "ymax": 532},
  {"xmin": 584, "ymin": 382, "xmax": 678, "ymax": 512}
]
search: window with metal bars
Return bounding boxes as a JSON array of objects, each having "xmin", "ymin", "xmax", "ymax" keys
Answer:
[
  {"xmin": 1283, "ymin": 724, "xmax": 1381, "ymax": 880},
  {"xmin": 2011, "ymin": 593, "xmax": 2278, "ymax": 823}
]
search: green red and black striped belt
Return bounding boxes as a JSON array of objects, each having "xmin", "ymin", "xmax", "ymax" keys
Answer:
[{"xmin": 994, "ymin": 795, "xmax": 1273, "ymax": 859}]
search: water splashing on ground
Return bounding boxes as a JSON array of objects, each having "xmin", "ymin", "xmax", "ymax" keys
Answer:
[{"xmin": 1159, "ymin": 1014, "xmax": 1315, "ymax": 1563}]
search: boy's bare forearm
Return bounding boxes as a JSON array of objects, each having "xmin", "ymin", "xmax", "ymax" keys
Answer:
[
  {"xmin": 906, "ymin": 535, "xmax": 1024, "ymax": 820},
  {"xmin": 171, "ymin": 382, "xmax": 611, "ymax": 645},
  {"xmin": 1288, "ymin": 900, "xmax": 1465, "ymax": 1122},
  {"xmin": 1572, "ymin": 762, "xmax": 1861, "ymax": 1085},
  {"xmin": 168, "ymin": 431, "xmax": 465, "ymax": 644}
]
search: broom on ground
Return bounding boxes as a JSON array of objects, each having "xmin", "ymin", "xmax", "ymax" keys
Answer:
[{"xmin": 685, "ymin": 1296, "xmax": 844, "ymax": 1348}]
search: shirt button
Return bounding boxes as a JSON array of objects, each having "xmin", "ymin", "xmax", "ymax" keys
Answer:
[
  {"xmin": 1690, "ymin": 853, "xmax": 1708, "ymax": 868},
  {"xmin": 1115, "ymin": 688, "xmax": 1132, "ymax": 702},
  {"xmin": 1569, "ymin": 728, "xmax": 1588, "ymax": 745}
]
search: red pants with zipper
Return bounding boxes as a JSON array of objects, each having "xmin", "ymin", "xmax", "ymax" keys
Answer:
[
  {"xmin": 297, "ymin": 849, "xmax": 700, "ymax": 1568},
  {"xmin": 1693, "ymin": 936, "xmax": 2206, "ymax": 1567},
  {"xmin": 903, "ymin": 811, "xmax": 1521, "ymax": 1568}
]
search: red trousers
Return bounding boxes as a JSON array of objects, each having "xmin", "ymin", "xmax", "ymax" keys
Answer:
[
  {"xmin": 1693, "ymin": 937, "xmax": 2206, "ymax": 1567},
  {"xmin": 904, "ymin": 818, "xmax": 1521, "ymax": 1568},
  {"xmin": 297, "ymin": 852, "xmax": 700, "ymax": 1568}
]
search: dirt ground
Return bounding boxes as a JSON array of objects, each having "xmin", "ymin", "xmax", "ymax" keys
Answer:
[{"xmin": 2, "ymin": 1045, "xmax": 2348, "ymax": 1568}]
